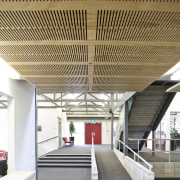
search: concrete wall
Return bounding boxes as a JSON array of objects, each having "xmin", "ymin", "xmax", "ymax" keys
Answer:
[
  {"xmin": 0, "ymin": 171, "xmax": 36, "ymax": 180},
  {"xmin": 149, "ymin": 162, "xmax": 180, "ymax": 178},
  {"xmin": 0, "ymin": 64, "xmax": 36, "ymax": 173},
  {"xmin": 114, "ymin": 149, "xmax": 154, "ymax": 180}
]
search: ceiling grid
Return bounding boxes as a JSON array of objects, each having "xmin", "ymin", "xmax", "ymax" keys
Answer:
[{"xmin": 0, "ymin": 0, "xmax": 180, "ymax": 92}]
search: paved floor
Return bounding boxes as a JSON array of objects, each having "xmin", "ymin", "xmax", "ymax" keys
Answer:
[
  {"xmin": 38, "ymin": 145, "xmax": 132, "ymax": 180},
  {"xmin": 38, "ymin": 145, "xmax": 91, "ymax": 180},
  {"xmin": 43, "ymin": 145, "xmax": 91, "ymax": 155},
  {"xmin": 95, "ymin": 145, "xmax": 132, "ymax": 180},
  {"xmin": 38, "ymin": 167, "xmax": 91, "ymax": 180},
  {"xmin": 128, "ymin": 147, "xmax": 180, "ymax": 162}
]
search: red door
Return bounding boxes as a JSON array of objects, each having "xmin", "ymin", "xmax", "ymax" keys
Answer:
[{"xmin": 85, "ymin": 123, "xmax": 101, "ymax": 144}]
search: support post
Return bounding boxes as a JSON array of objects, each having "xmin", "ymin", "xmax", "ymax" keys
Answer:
[
  {"xmin": 111, "ymin": 111, "xmax": 114, "ymax": 150},
  {"xmin": 123, "ymin": 101, "xmax": 128, "ymax": 156},
  {"xmin": 152, "ymin": 130, "xmax": 155, "ymax": 156}
]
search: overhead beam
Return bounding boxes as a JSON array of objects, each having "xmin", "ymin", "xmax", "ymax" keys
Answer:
[
  {"xmin": 67, "ymin": 117, "xmax": 119, "ymax": 121},
  {"xmin": 63, "ymin": 110, "xmax": 106, "ymax": 113},
  {"xmin": 1, "ymin": 0, "xmax": 179, "ymax": 12},
  {"xmin": 1, "ymin": 40, "xmax": 180, "ymax": 47},
  {"xmin": 37, "ymin": 99, "xmax": 120, "ymax": 102},
  {"xmin": 37, "ymin": 105, "xmax": 111, "ymax": 108}
]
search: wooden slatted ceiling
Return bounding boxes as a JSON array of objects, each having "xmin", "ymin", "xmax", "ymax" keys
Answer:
[
  {"xmin": 0, "ymin": 0, "xmax": 180, "ymax": 92},
  {"xmin": 1, "ymin": 10, "xmax": 87, "ymax": 41}
]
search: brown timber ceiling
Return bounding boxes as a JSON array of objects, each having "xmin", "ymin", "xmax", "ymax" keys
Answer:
[{"xmin": 0, "ymin": 0, "xmax": 180, "ymax": 92}]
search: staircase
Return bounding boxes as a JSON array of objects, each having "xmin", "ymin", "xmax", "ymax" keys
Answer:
[
  {"xmin": 38, "ymin": 154, "xmax": 91, "ymax": 168},
  {"xmin": 127, "ymin": 83, "xmax": 176, "ymax": 150}
]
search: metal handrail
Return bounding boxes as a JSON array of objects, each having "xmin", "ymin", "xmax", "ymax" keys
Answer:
[
  {"xmin": 128, "ymin": 138, "xmax": 180, "ymax": 162},
  {"xmin": 129, "ymin": 138, "xmax": 180, "ymax": 141},
  {"xmin": 118, "ymin": 139, "xmax": 153, "ymax": 171},
  {"xmin": 91, "ymin": 136, "xmax": 98, "ymax": 180},
  {"xmin": 37, "ymin": 136, "xmax": 59, "ymax": 144}
]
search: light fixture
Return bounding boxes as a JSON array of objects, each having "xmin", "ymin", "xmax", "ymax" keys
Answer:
[
  {"xmin": 0, "ymin": 57, "xmax": 21, "ymax": 79},
  {"xmin": 88, "ymin": 62, "xmax": 94, "ymax": 65}
]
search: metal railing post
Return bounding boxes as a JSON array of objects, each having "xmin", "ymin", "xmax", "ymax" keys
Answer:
[
  {"xmin": 138, "ymin": 139, "xmax": 139, "ymax": 162},
  {"xmin": 169, "ymin": 139, "xmax": 171, "ymax": 163},
  {"xmin": 152, "ymin": 131, "xmax": 155, "ymax": 156},
  {"xmin": 117, "ymin": 139, "xmax": 153, "ymax": 171}
]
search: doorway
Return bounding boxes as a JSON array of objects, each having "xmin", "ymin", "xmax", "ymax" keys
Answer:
[{"xmin": 85, "ymin": 123, "xmax": 101, "ymax": 144}]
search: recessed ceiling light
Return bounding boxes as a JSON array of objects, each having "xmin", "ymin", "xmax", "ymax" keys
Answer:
[{"xmin": 88, "ymin": 62, "xmax": 94, "ymax": 65}]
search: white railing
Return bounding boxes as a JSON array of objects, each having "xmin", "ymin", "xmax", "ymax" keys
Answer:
[
  {"xmin": 128, "ymin": 138, "xmax": 180, "ymax": 163},
  {"xmin": 91, "ymin": 136, "xmax": 98, "ymax": 180},
  {"xmin": 37, "ymin": 136, "xmax": 59, "ymax": 144},
  {"xmin": 118, "ymin": 139, "xmax": 153, "ymax": 171}
]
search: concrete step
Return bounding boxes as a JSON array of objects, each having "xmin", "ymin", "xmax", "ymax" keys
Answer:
[
  {"xmin": 39, "ymin": 156, "xmax": 91, "ymax": 160},
  {"xmin": 38, "ymin": 163, "xmax": 91, "ymax": 168},
  {"xmin": 38, "ymin": 160, "xmax": 91, "ymax": 164},
  {"xmin": 46, "ymin": 154, "xmax": 91, "ymax": 157}
]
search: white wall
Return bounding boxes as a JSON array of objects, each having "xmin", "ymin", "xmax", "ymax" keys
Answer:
[
  {"xmin": 0, "ymin": 66, "xmax": 36, "ymax": 173},
  {"xmin": 37, "ymin": 108, "xmax": 68, "ymax": 156},
  {"xmin": 0, "ymin": 109, "xmax": 8, "ymax": 150},
  {"xmin": 61, "ymin": 112, "xmax": 68, "ymax": 139},
  {"xmin": 38, "ymin": 108, "xmax": 59, "ymax": 157},
  {"xmin": 9, "ymin": 80, "xmax": 36, "ymax": 171},
  {"xmin": 67, "ymin": 120, "xmax": 116, "ymax": 144},
  {"xmin": 38, "ymin": 109, "xmax": 59, "ymax": 142}
]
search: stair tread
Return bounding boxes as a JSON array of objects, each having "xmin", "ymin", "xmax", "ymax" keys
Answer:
[
  {"xmin": 38, "ymin": 160, "xmax": 91, "ymax": 163},
  {"xmin": 39, "ymin": 157, "xmax": 91, "ymax": 160},
  {"xmin": 38, "ymin": 163, "xmax": 91, "ymax": 167},
  {"xmin": 46, "ymin": 154, "xmax": 91, "ymax": 156}
]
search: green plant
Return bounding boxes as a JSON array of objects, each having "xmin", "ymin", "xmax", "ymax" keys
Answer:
[{"xmin": 69, "ymin": 121, "xmax": 76, "ymax": 137}]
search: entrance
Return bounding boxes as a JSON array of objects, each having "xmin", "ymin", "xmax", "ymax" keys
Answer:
[{"xmin": 85, "ymin": 123, "xmax": 101, "ymax": 144}]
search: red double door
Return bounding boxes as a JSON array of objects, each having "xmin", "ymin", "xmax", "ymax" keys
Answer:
[{"xmin": 85, "ymin": 123, "xmax": 101, "ymax": 144}]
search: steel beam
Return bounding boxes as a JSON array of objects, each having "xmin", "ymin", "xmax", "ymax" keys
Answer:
[
  {"xmin": 37, "ymin": 99, "xmax": 120, "ymax": 102},
  {"xmin": 124, "ymin": 101, "xmax": 128, "ymax": 156}
]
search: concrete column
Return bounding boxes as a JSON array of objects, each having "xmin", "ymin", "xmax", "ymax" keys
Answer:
[
  {"xmin": 152, "ymin": 130, "xmax": 155, "ymax": 156},
  {"xmin": 123, "ymin": 101, "xmax": 128, "ymax": 156},
  {"xmin": 111, "ymin": 111, "xmax": 114, "ymax": 150}
]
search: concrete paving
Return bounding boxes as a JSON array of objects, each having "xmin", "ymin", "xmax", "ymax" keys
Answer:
[
  {"xmin": 95, "ymin": 145, "xmax": 132, "ymax": 180},
  {"xmin": 128, "ymin": 147, "xmax": 180, "ymax": 162},
  {"xmin": 38, "ymin": 145, "xmax": 132, "ymax": 180},
  {"xmin": 38, "ymin": 145, "xmax": 91, "ymax": 180}
]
